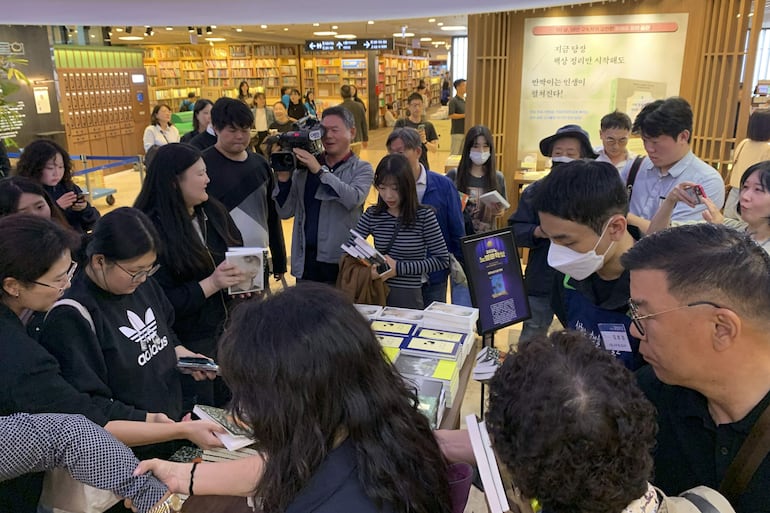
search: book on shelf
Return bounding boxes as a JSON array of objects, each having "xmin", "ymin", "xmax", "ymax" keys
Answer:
[
  {"xmin": 465, "ymin": 414, "xmax": 510, "ymax": 513},
  {"xmin": 193, "ymin": 405, "xmax": 255, "ymax": 451},
  {"xmin": 479, "ymin": 190, "xmax": 511, "ymax": 211},
  {"xmin": 225, "ymin": 247, "xmax": 266, "ymax": 295},
  {"xmin": 341, "ymin": 229, "xmax": 391, "ymax": 275}
]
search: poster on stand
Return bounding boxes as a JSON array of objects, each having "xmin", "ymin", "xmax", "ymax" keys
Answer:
[
  {"xmin": 518, "ymin": 13, "xmax": 689, "ymax": 160},
  {"xmin": 461, "ymin": 228, "xmax": 530, "ymax": 335}
]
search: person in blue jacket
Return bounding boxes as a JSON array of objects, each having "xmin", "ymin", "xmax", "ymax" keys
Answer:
[
  {"xmin": 386, "ymin": 127, "xmax": 465, "ymax": 307},
  {"xmin": 530, "ymin": 159, "xmax": 643, "ymax": 370}
]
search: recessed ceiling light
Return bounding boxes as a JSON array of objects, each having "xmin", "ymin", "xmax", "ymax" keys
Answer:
[
  {"xmin": 313, "ymin": 23, "xmax": 320, "ymax": 27},
  {"xmin": 335, "ymin": 34, "xmax": 357, "ymax": 39},
  {"xmin": 260, "ymin": 24, "xmax": 268, "ymax": 29},
  {"xmin": 165, "ymin": 26, "xmax": 173, "ymax": 31},
  {"xmin": 313, "ymin": 31, "xmax": 337, "ymax": 36},
  {"xmin": 118, "ymin": 36, "xmax": 144, "ymax": 41},
  {"xmin": 367, "ymin": 20, "xmax": 374, "ymax": 25},
  {"xmin": 420, "ymin": 37, "xmax": 432, "ymax": 42},
  {"xmin": 393, "ymin": 32, "xmax": 415, "ymax": 37},
  {"xmin": 90, "ymin": 34, "xmax": 95, "ymax": 38},
  {"xmin": 437, "ymin": 22, "xmax": 444, "ymax": 26},
  {"xmin": 235, "ymin": 27, "xmax": 243, "ymax": 32},
  {"xmin": 205, "ymin": 37, "xmax": 226, "ymax": 41},
  {"xmin": 115, "ymin": 27, "xmax": 123, "ymax": 32},
  {"xmin": 440, "ymin": 25, "xmax": 466, "ymax": 31},
  {"xmin": 332, "ymin": 25, "xmax": 338, "ymax": 30},
  {"xmin": 283, "ymin": 27, "xmax": 289, "ymax": 31},
  {"xmin": 211, "ymin": 25, "xmax": 217, "ymax": 29},
  {"xmin": 428, "ymin": 18, "xmax": 436, "ymax": 22}
]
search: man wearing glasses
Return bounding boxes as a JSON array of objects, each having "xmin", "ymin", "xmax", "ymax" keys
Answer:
[
  {"xmin": 530, "ymin": 159, "xmax": 643, "ymax": 370},
  {"xmin": 595, "ymin": 110, "xmax": 635, "ymax": 172},
  {"xmin": 621, "ymin": 223, "xmax": 770, "ymax": 512}
]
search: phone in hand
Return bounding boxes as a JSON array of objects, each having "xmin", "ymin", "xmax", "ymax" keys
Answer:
[
  {"xmin": 76, "ymin": 192, "xmax": 90, "ymax": 202},
  {"xmin": 683, "ymin": 184, "xmax": 706, "ymax": 204},
  {"xmin": 177, "ymin": 356, "xmax": 220, "ymax": 375}
]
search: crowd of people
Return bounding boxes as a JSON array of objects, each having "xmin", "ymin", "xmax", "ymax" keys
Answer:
[{"xmin": 1, "ymin": 85, "xmax": 768, "ymax": 513}]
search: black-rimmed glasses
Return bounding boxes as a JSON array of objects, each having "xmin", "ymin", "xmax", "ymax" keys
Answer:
[{"xmin": 627, "ymin": 299, "xmax": 722, "ymax": 337}]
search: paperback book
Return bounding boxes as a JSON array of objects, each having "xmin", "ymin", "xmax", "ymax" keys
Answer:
[
  {"xmin": 466, "ymin": 414, "xmax": 510, "ymax": 513},
  {"xmin": 341, "ymin": 229, "xmax": 390, "ymax": 275},
  {"xmin": 193, "ymin": 404, "xmax": 255, "ymax": 451},
  {"xmin": 479, "ymin": 190, "xmax": 511, "ymax": 211}
]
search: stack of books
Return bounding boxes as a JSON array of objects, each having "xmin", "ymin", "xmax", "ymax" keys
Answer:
[
  {"xmin": 466, "ymin": 414, "xmax": 510, "ymax": 513},
  {"xmin": 341, "ymin": 229, "xmax": 390, "ymax": 275},
  {"xmin": 193, "ymin": 404, "xmax": 255, "ymax": 451}
]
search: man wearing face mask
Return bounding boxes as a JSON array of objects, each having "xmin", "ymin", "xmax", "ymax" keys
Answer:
[
  {"xmin": 530, "ymin": 159, "xmax": 643, "ymax": 370},
  {"xmin": 508, "ymin": 124, "xmax": 597, "ymax": 343}
]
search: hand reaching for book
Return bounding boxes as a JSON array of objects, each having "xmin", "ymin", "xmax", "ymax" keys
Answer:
[{"xmin": 180, "ymin": 419, "xmax": 227, "ymax": 450}]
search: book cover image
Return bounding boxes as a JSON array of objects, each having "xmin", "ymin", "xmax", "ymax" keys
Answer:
[
  {"xmin": 195, "ymin": 404, "xmax": 252, "ymax": 438},
  {"xmin": 226, "ymin": 248, "xmax": 266, "ymax": 294}
]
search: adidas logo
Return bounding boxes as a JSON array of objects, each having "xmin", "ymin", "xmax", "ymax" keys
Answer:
[{"xmin": 118, "ymin": 308, "xmax": 169, "ymax": 366}]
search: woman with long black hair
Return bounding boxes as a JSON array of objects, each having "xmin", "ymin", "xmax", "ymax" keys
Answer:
[{"xmin": 134, "ymin": 143, "xmax": 246, "ymax": 407}]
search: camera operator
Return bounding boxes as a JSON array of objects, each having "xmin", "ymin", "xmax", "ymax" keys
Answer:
[{"xmin": 273, "ymin": 106, "xmax": 374, "ymax": 284}]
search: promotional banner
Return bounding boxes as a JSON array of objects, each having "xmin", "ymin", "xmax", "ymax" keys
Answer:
[
  {"xmin": 461, "ymin": 228, "xmax": 530, "ymax": 334},
  {"xmin": 518, "ymin": 13, "xmax": 689, "ymax": 160}
]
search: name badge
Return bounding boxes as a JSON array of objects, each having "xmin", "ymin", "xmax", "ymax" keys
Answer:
[{"xmin": 598, "ymin": 323, "xmax": 632, "ymax": 352}]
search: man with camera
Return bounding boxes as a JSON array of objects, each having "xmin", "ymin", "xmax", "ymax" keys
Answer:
[
  {"xmin": 202, "ymin": 97, "xmax": 287, "ymax": 279},
  {"xmin": 273, "ymin": 105, "xmax": 374, "ymax": 284}
]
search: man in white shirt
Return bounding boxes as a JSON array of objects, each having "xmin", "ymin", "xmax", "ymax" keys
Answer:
[
  {"xmin": 622, "ymin": 97, "xmax": 725, "ymax": 235},
  {"xmin": 595, "ymin": 110, "xmax": 636, "ymax": 172}
]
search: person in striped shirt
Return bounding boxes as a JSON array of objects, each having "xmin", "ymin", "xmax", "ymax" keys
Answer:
[{"xmin": 355, "ymin": 154, "xmax": 449, "ymax": 309}]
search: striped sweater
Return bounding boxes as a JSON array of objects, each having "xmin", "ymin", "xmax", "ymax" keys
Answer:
[{"xmin": 355, "ymin": 206, "xmax": 449, "ymax": 289}]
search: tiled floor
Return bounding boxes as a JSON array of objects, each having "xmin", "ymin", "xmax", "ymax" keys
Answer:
[{"xmin": 93, "ymin": 120, "xmax": 522, "ymax": 513}]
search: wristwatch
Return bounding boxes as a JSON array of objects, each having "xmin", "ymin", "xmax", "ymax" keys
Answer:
[{"xmin": 318, "ymin": 165, "xmax": 330, "ymax": 176}]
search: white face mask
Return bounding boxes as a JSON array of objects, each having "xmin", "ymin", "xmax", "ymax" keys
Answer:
[
  {"xmin": 469, "ymin": 151, "xmax": 491, "ymax": 166},
  {"xmin": 547, "ymin": 218, "xmax": 616, "ymax": 281},
  {"xmin": 550, "ymin": 156, "xmax": 574, "ymax": 168}
]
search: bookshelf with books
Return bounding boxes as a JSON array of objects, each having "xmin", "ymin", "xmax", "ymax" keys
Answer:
[
  {"xmin": 141, "ymin": 44, "xmax": 299, "ymax": 104},
  {"xmin": 311, "ymin": 56, "xmax": 342, "ymax": 105},
  {"xmin": 377, "ymin": 54, "xmax": 429, "ymax": 117},
  {"xmin": 341, "ymin": 56, "xmax": 368, "ymax": 110}
]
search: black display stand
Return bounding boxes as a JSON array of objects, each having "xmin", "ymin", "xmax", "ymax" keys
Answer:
[{"xmin": 460, "ymin": 228, "xmax": 531, "ymax": 417}]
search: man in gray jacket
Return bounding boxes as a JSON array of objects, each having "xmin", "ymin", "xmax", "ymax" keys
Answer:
[{"xmin": 273, "ymin": 105, "xmax": 374, "ymax": 283}]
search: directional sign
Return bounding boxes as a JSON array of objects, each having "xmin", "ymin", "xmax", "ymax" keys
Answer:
[{"xmin": 304, "ymin": 39, "xmax": 394, "ymax": 52}]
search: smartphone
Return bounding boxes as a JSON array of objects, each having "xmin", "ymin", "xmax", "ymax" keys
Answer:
[
  {"xmin": 76, "ymin": 191, "xmax": 90, "ymax": 202},
  {"xmin": 177, "ymin": 356, "xmax": 220, "ymax": 375},
  {"xmin": 683, "ymin": 184, "xmax": 706, "ymax": 204},
  {"xmin": 417, "ymin": 123, "xmax": 426, "ymax": 132}
]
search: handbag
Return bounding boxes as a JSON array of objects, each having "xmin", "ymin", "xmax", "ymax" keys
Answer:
[{"xmin": 39, "ymin": 467, "xmax": 121, "ymax": 513}]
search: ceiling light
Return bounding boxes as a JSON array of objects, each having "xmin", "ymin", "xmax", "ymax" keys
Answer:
[
  {"xmin": 332, "ymin": 25, "xmax": 338, "ymax": 29},
  {"xmin": 118, "ymin": 35, "xmax": 144, "ymax": 41},
  {"xmin": 206, "ymin": 26, "xmax": 213, "ymax": 34},
  {"xmin": 211, "ymin": 25, "xmax": 217, "ymax": 29},
  {"xmin": 393, "ymin": 32, "xmax": 415, "ymax": 37},
  {"xmin": 313, "ymin": 23, "xmax": 320, "ymax": 27},
  {"xmin": 165, "ymin": 26, "xmax": 173, "ymax": 31},
  {"xmin": 260, "ymin": 24, "xmax": 268, "ymax": 29},
  {"xmin": 428, "ymin": 18, "xmax": 436, "ymax": 22},
  {"xmin": 235, "ymin": 27, "xmax": 243, "ymax": 32},
  {"xmin": 335, "ymin": 34, "xmax": 357, "ymax": 39},
  {"xmin": 437, "ymin": 22, "xmax": 444, "ymax": 26},
  {"xmin": 205, "ymin": 37, "xmax": 226, "ymax": 41},
  {"xmin": 420, "ymin": 37, "xmax": 432, "ymax": 42},
  {"xmin": 313, "ymin": 31, "xmax": 337, "ymax": 36},
  {"xmin": 367, "ymin": 20, "xmax": 374, "ymax": 25},
  {"xmin": 283, "ymin": 27, "xmax": 289, "ymax": 31},
  {"xmin": 90, "ymin": 34, "xmax": 95, "ymax": 38},
  {"xmin": 440, "ymin": 25, "xmax": 466, "ymax": 31},
  {"xmin": 115, "ymin": 27, "xmax": 123, "ymax": 32}
]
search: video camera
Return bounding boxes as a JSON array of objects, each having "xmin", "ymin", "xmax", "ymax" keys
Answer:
[{"xmin": 269, "ymin": 116, "xmax": 325, "ymax": 172}]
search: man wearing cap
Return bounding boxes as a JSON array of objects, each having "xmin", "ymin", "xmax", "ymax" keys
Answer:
[
  {"xmin": 622, "ymin": 97, "xmax": 725, "ymax": 235},
  {"xmin": 508, "ymin": 124, "xmax": 597, "ymax": 342}
]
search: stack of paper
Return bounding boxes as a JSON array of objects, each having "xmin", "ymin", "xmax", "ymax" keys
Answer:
[
  {"xmin": 354, "ymin": 304, "xmax": 383, "ymax": 321},
  {"xmin": 202, "ymin": 446, "xmax": 260, "ymax": 463}
]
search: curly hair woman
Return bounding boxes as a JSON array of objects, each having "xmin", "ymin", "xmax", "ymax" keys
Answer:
[
  {"xmin": 135, "ymin": 283, "xmax": 452, "ymax": 513},
  {"xmin": 486, "ymin": 330, "xmax": 658, "ymax": 513}
]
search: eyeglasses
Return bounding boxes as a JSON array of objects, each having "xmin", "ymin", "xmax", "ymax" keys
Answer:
[
  {"xmin": 32, "ymin": 261, "xmax": 78, "ymax": 294},
  {"xmin": 113, "ymin": 261, "xmax": 160, "ymax": 283},
  {"xmin": 627, "ymin": 299, "xmax": 722, "ymax": 336}
]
